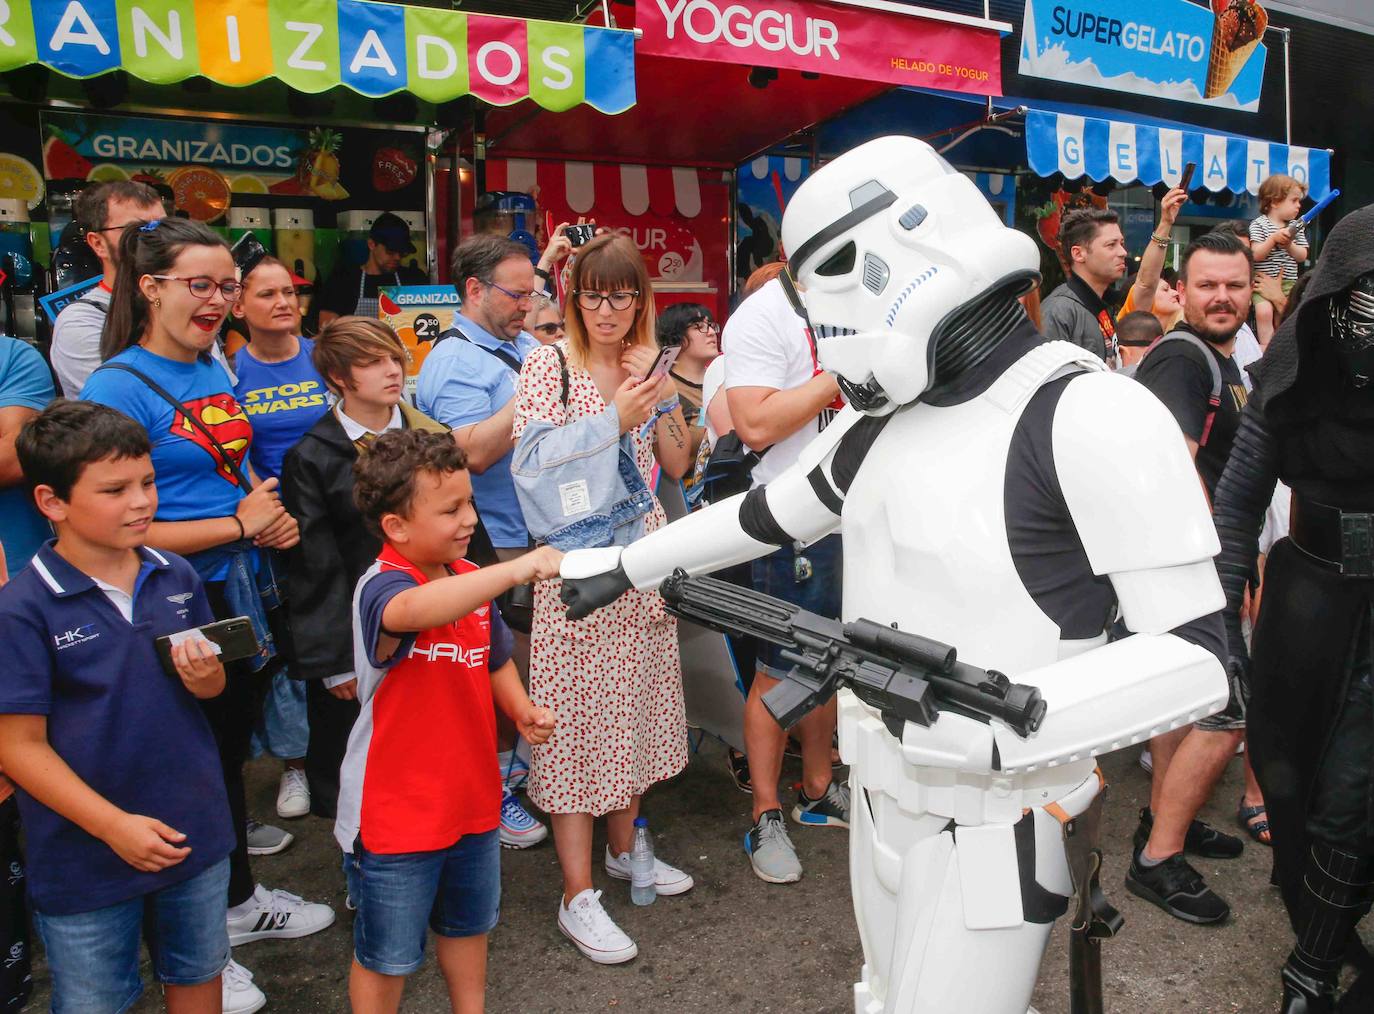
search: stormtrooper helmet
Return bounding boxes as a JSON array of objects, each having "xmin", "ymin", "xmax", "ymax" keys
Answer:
[
  {"xmin": 1329, "ymin": 272, "xmax": 1374, "ymax": 388},
  {"xmin": 780, "ymin": 136, "xmax": 1040, "ymax": 414}
]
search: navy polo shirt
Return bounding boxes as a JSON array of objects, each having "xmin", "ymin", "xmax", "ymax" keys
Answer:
[{"xmin": 0, "ymin": 543, "xmax": 234, "ymax": 915}]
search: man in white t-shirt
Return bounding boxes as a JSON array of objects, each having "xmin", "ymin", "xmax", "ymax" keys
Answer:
[
  {"xmin": 50, "ymin": 182, "xmax": 164, "ymax": 398},
  {"xmin": 723, "ymin": 276, "xmax": 849, "ymax": 884}
]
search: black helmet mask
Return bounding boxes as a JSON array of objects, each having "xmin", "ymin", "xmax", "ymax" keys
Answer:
[{"xmin": 1329, "ymin": 272, "xmax": 1374, "ymax": 388}]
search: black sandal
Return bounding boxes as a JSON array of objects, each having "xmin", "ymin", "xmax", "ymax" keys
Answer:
[{"xmin": 1238, "ymin": 798, "xmax": 1272, "ymax": 846}]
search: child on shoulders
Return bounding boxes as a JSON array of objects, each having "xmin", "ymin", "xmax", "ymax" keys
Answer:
[{"xmin": 1250, "ymin": 173, "xmax": 1310, "ymax": 345}]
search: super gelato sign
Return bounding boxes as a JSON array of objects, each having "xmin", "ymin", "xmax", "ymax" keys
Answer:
[{"xmin": 1019, "ymin": 0, "xmax": 1268, "ymax": 112}]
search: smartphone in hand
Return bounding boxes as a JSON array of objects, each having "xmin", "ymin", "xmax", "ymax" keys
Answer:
[
  {"xmin": 642, "ymin": 345, "xmax": 681, "ymax": 383},
  {"xmin": 1179, "ymin": 161, "xmax": 1197, "ymax": 193}
]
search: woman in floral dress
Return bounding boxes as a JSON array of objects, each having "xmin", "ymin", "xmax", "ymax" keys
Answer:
[{"xmin": 513, "ymin": 234, "xmax": 694, "ymax": 964}]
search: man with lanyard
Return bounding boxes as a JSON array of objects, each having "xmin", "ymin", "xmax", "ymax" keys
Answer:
[
  {"xmin": 49, "ymin": 181, "xmax": 163, "ymax": 397},
  {"xmin": 1128, "ymin": 230, "xmax": 1255, "ymax": 926},
  {"xmin": 1040, "ymin": 207, "xmax": 1127, "ymax": 363},
  {"xmin": 414, "ymin": 234, "xmax": 547, "ymax": 845},
  {"xmin": 315, "ymin": 212, "xmax": 425, "ymax": 326}
]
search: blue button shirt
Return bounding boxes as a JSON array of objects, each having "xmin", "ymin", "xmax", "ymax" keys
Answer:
[
  {"xmin": 415, "ymin": 313, "xmax": 539, "ymax": 548},
  {"xmin": 0, "ymin": 543, "xmax": 234, "ymax": 915}
]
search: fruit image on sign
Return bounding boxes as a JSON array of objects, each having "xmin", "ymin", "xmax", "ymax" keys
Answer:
[
  {"xmin": 302, "ymin": 129, "xmax": 349, "ymax": 202},
  {"xmin": 172, "ymin": 167, "xmax": 232, "ymax": 223},
  {"xmin": 43, "ymin": 133, "xmax": 92, "ymax": 181},
  {"xmin": 0, "ymin": 155, "xmax": 45, "ymax": 210},
  {"xmin": 86, "ymin": 163, "xmax": 129, "ymax": 183},
  {"xmin": 373, "ymin": 147, "xmax": 418, "ymax": 193}
]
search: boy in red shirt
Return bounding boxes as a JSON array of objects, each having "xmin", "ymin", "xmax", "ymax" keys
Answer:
[{"xmin": 337, "ymin": 429, "xmax": 560, "ymax": 1013}]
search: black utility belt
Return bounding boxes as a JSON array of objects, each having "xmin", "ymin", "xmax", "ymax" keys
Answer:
[{"xmin": 1291, "ymin": 496, "xmax": 1374, "ymax": 578}]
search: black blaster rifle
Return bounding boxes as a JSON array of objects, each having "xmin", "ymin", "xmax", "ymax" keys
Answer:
[{"xmin": 658, "ymin": 570, "xmax": 1047, "ymax": 738}]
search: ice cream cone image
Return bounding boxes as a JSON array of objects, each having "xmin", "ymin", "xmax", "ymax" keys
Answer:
[{"xmin": 1205, "ymin": 0, "xmax": 1268, "ymax": 99}]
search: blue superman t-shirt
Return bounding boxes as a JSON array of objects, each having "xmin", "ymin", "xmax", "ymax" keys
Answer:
[
  {"xmin": 80, "ymin": 346, "xmax": 249, "ymax": 526},
  {"xmin": 233, "ymin": 337, "xmax": 329, "ymax": 480}
]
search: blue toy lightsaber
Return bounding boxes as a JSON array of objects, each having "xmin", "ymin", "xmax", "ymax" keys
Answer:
[{"xmin": 1300, "ymin": 189, "xmax": 1340, "ymax": 227}]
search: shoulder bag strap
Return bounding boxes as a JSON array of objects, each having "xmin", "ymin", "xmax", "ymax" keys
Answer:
[
  {"xmin": 96, "ymin": 362, "xmax": 254, "ymax": 491},
  {"xmin": 452, "ymin": 326, "xmax": 525, "ymax": 374},
  {"xmin": 551, "ymin": 344, "xmax": 570, "ymax": 409}
]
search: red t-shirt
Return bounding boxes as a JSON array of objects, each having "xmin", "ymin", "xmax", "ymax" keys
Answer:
[{"xmin": 334, "ymin": 544, "xmax": 509, "ymax": 854}]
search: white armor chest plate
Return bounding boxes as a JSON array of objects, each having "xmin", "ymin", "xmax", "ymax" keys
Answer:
[{"xmin": 841, "ymin": 342, "xmax": 1104, "ymax": 677}]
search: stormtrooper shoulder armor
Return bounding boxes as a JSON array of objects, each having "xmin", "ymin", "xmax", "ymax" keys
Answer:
[{"xmin": 1052, "ymin": 371, "xmax": 1223, "ymax": 631}]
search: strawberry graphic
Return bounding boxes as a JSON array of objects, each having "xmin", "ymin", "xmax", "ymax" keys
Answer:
[{"xmin": 373, "ymin": 147, "xmax": 417, "ymax": 192}]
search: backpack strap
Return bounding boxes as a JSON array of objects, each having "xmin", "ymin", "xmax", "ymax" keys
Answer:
[
  {"xmin": 96, "ymin": 362, "xmax": 254, "ymax": 490},
  {"xmin": 1138, "ymin": 330, "xmax": 1224, "ymax": 446}
]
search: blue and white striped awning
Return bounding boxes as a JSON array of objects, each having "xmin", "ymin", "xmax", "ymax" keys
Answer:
[{"xmin": 1025, "ymin": 108, "xmax": 1333, "ymax": 202}]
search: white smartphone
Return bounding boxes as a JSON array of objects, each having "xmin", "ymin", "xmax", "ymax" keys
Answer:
[{"xmin": 642, "ymin": 345, "xmax": 681, "ymax": 382}]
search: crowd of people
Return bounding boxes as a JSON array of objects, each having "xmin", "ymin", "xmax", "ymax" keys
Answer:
[{"xmin": 0, "ymin": 165, "xmax": 1362, "ymax": 1014}]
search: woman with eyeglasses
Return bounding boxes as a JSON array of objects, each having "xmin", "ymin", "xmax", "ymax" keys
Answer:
[
  {"xmin": 81, "ymin": 218, "xmax": 334, "ymax": 1014},
  {"xmin": 524, "ymin": 293, "xmax": 566, "ymax": 345},
  {"xmin": 655, "ymin": 302, "xmax": 720, "ymax": 461},
  {"xmin": 512, "ymin": 233, "xmax": 694, "ymax": 965}
]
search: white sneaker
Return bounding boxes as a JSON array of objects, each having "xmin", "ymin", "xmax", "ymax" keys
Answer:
[
  {"xmin": 275, "ymin": 767, "xmax": 310, "ymax": 819},
  {"xmin": 557, "ymin": 889, "xmax": 638, "ymax": 964},
  {"xmin": 221, "ymin": 958, "xmax": 266, "ymax": 1014},
  {"xmin": 227, "ymin": 884, "xmax": 336, "ymax": 945},
  {"xmin": 604, "ymin": 846, "xmax": 694, "ymax": 896}
]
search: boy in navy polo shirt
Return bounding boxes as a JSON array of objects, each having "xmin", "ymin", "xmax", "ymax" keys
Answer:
[
  {"xmin": 0, "ymin": 401, "xmax": 238, "ymax": 1013},
  {"xmin": 339, "ymin": 429, "xmax": 560, "ymax": 1012}
]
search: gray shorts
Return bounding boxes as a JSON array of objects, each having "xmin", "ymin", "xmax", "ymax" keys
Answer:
[{"xmin": 1194, "ymin": 659, "xmax": 1247, "ymax": 732}]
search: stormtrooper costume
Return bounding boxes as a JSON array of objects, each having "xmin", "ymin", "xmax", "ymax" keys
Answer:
[{"xmin": 560, "ymin": 136, "xmax": 1229, "ymax": 1013}]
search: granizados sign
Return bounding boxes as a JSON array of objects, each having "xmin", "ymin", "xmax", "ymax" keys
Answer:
[{"xmin": 1019, "ymin": 0, "xmax": 1269, "ymax": 112}]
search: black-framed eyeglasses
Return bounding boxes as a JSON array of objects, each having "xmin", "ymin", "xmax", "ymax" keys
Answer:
[
  {"xmin": 150, "ymin": 275, "xmax": 244, "ymax": 300},
  {"xmin": 485, "ymin": 279, "xmax": 537, "ymax": 305},
  {"xmin": 532, "ymin": 321, "xmax": 565, "ymax": 336},
  {"xmin": 574, "ymin": 289, "xmax": 639, "ymax": 312},
  {"xmin": 688, "ymin": 319, "xmax": 720, "ymax": 334},
  {"xmin": 91, "ymin": 220, "xmax": 156, "ymax": 235}
]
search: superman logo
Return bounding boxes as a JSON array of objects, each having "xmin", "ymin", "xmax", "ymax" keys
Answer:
[{"xmin": 171, "ymin": 394, "xmax": 251, "ymax": 484}]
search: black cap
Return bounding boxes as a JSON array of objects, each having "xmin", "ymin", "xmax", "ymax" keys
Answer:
[{"xmin": 369, "ymin": 211, "xmax": 416, "ymax": 255}]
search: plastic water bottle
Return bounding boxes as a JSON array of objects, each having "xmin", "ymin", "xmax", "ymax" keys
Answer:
[{"xmin": 629, "ymin": 817, "xmax": 656, "ymax": 906}]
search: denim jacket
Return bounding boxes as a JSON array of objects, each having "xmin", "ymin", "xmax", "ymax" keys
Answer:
[{"xmin": 512, "ymin": 402, "xmax": 654, "ymax": 551}]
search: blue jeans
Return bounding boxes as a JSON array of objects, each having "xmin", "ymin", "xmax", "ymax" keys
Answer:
[
  {"xmin": 751, "ymin": 535, "xmax": 843, "ymax": 679},
  {"xmin": 344, "ymin": 829, "xmax": 501, "ymax": 976},
  {"xmin": 251, "ymin": 669, "xmax": 309, "ymax": 760},
  {"xmin": 35, "ymin": 857, "xmax": 230, "ymax": 1013}
]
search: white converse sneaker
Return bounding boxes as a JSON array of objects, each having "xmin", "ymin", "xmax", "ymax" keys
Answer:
[
  {"xmin": 227, "ymin": 884, "xmax": 336, "ymax": 945},
  {"xmin": 557, "ymin": 889, "xmax": 638, "ymax": 964},
  {"xmin": 275, "ymin": 767, "xmax": 310, "ymax": 819},
  {"xmin": 220, "ymin": 959, "xmax": 266, "ymax": 1014},
  {"xmin": 604, "ymin": 846, "xmax": 694, "ymax": 896}
]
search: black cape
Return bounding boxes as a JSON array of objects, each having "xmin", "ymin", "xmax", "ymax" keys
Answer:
[{"xmin": 1213, "ymin": 203, "xmax": 1374, "ymax": 920}]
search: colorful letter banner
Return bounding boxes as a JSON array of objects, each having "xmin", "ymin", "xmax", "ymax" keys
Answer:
[
  {"xmin": 1019, "ymin": 0, "xmax": 1269, "ymax": 113},
  {"xmin": 637, "ymin": 0, "xmax": 1003, "ymax": 96},
  {"xmin": 0, "ymin": 0, "xmax": 636, "ymax": 112}
]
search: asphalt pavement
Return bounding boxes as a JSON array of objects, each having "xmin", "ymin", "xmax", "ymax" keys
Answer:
[{"xmin": 26, "ymin": 738, "xmax": 1372, "ymax": 1013}]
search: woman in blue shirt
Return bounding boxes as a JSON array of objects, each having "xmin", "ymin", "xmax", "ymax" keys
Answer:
[
  {"xmin": 80, "ymin": 219, "xmax": 334, "ymax": 1009},
  {"xmin": 231, "ymin": 255, "xmax": 330, "ymax": 823}
]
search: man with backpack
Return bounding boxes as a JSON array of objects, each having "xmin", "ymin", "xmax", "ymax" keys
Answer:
[{"xmin": 1127, "ymin": 229, "xmax": 1256, "ymax": 926}]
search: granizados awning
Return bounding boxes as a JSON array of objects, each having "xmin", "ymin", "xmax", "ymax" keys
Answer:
[{"xmin": 1, "ymin": 0, "xmax": 636, "ymax": 113}]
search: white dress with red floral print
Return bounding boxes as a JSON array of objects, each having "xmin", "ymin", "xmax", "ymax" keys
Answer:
[{"xmin": 514, "ymin": 342, "xmax": 687, "ymax": 817}]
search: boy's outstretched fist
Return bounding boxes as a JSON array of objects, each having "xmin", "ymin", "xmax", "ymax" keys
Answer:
[
  {"xmin": 517, "ymin": 705, "xmax": 557, "ymax": 746},
  {"xmin": 517, "ymin": 545, "xmax": 565, "ymax": 584}
]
